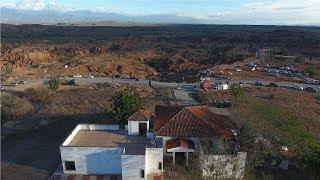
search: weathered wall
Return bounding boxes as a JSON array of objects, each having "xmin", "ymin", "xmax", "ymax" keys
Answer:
[
  {"xmin": 159, "ymin": 136, "xmax": 199, "ymax": 156},
  {"xmin": 128, "ymin": 121, "xmax": 149, "ymax": 135},
  {"xmin": 200, "ymin": 152, "xmax": 247, "ymax": 179},
  {"xmin": 145, "ymin": 148, "xmax": 163, "ymax": 176},
  {"xmin": 60, "ymin": 146, "xmax": 123, "ymax": 175},
  {"xmin": 121, "ymin": 155, "xmax": 145, "ymax": 180}
]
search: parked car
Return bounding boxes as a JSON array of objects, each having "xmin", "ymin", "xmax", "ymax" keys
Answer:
[
  {"xmin": 255, "ymin": 81, "xmax": 263, "ymax": 86},
  {"xmin": 86, "ymin": 75, "xmax": 94, "ymax": 79},
  {"xmin": 10, "ymin": 82, "xmax": 19, "ymax": 86},
  {"xmin": 268, "ymin": 82, "xmax": 279, "ymax": 88},
  {"xmin": 212, "ymin": 100, "xmax": 232, "ymax": 108},
  {"xmin": 19, "ymin": 80, "xmax": 28, "ymax": 84},
  {"xmin": 66, "ymin": 79, "xmax": 77, "ymax": 85},
  {"xmin": 121, "ymin": 74, "xmax": 130, "ymax": 79},
  {"xmin": 307, "ymin": 80, "xmax": 319, "ymax": 85},
  {"xmin": 1, "ymin": 86, "xmax": 4, "ymax": 91},
  {"xmin": 73, "ymin": 74, "xmax": 82, "ymax": 78},
  {"xmin": 176, "ymin": 86, "xmax": 182, "ymax": 90},
  {"xmin": 293, "ymin": 84, "xmax": 303, "ymax": 90},
  {"xmin": 305, "ymin": 87, "xmax": 319, "ymax": 93}
]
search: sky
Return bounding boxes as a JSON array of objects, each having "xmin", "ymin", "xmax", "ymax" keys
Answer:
[{"xmin": 1, "ymin": 0, "xmax": 320, "ymax": 25}]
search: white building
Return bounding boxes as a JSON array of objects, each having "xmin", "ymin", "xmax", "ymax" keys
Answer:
[
  {"xmin": 214, "ymin": 82, "xmax": 230, "ymax": 90},
  {"xmin": 59, "ymin": 105, "xmax": 246, "ymax": 180}
]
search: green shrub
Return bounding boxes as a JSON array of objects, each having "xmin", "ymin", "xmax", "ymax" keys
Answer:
[
  {"xmin": 305, "ymin": 67, "xmax": 320, "ymax": 79},
  {"xmin": 111, "ymin": 89, "xmax": 143, "ymax": 124},
  {"xmin": 48, "ymin": 77, "xmax": 61, "ymax": 91},
  {"xmin": 1, "ymin": 95, "xmax": 34, "ymax": 123}
]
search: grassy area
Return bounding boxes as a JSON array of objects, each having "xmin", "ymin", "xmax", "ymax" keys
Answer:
[
  {"xmin": 232, "ymin": 96, "xmax": 320, "ymax": 176},
  {"xmin": 1, "ymin": 95, "xmax": 35, "ymax": 123}
]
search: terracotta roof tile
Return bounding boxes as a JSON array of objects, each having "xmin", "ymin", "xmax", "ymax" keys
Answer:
[
  {"xmin": 154, "ymin": 105, "xmax": 185, "ymax": 131},
  {"xmin": 166, "ymin": 138, "xmax": 195, "ymax": 149},
  {"xmin": 128, "ymin": 110, "xmax": 152, "ymax": 121},
  {"xmin": 155, "ymin": 105, "xmax": 233, "ymax": 139}
]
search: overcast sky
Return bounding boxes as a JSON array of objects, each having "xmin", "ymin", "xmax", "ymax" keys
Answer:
[{"xmin": 1, "ymin": 0, "xmax": 320, "ymax": 25}]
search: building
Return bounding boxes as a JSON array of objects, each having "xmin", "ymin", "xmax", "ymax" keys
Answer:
[{"xmin": 59, "ymin": 105, "xmax": 246, "ymax": 179}]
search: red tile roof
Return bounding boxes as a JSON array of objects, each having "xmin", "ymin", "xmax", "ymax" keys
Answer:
[
  {"xmin": 128, "ymin": 110, "xmax": 152, "ymax": 121},
  {"xmin": 166, "ymin": 138, "xmax": 195, "ymax": 149},
  {"xmin": 154, "ymin": 105, "xmax": 185, "ymax": 131},
  {"xmin": 155, "ymin": 105, "xmax": 233, "ymax": 139}
]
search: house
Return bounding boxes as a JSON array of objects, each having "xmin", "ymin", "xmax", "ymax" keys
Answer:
[
  {"xmin": 59, "ymin": 105, "xmax": 246, "ymax": 179},
  {"xmin": 214, "ymin": 82, "xmax": 230, "ymax": 90},
  {"xmin": 200, "ymin": 78, "xmax": 211, "ymax": 91}
]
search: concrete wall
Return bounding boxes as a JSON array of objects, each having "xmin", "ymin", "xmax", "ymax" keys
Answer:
[
  {"xmin": 145, "ymin": 148, "xmax": 163, "ymax": 176},
  {"xmin": 200, "ymin": 152, "xmax": 247, "ymax": 179},
  {"xmin": 121, "ymin": 155, "xmax": 145, "ymax": 180},
  {"xmin": 60, "ymin": 146, "xmax": 123, "ymax": 175},
  {"xmin": 128, "ymin": 121, "xmax": 149, "ymax": 135}
]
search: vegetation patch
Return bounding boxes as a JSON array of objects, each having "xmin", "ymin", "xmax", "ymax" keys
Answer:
[
  {"xmin": 232, "ymin": 96, "xmax": 320, "ymax": 176},
  {"xmin": 1, "ymin": 95, "xmax": 34, "ymax": 123}
]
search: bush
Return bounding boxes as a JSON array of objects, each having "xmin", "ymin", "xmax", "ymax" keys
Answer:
[
  {"xmin": 48, "ymin": 77, "xmax": 61, "ymax": 91},
  {"xmin": 111, "ymin": 89, "xmax": 143, "ymax": 124},
  {"xmin": 1, "ymin": 95, "xmax": 34, "ymax": 123},
  {"xmin": 305, "ymin": 67, "xmax": 320, "ymax": 79}
]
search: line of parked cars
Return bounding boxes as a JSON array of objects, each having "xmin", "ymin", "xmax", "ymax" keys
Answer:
[{"xmin": 10, "ymin": 80, "xmax": 28, "ymax": 86}]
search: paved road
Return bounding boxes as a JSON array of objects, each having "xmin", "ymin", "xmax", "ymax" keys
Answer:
[{"xmin": 2, "ymin": 77, "xmax": 320, "ymax": 94}]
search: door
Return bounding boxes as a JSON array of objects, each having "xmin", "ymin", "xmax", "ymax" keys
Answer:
[{"xmin": 139, "ymin": 122, "xmax": 148, "ymax": 136}]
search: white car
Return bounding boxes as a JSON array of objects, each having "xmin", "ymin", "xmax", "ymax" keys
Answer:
[
  {"xmin": 73, "ymin": 74, "xmax": 82, "ymax": 78},
  {"xmin": 235, "ymin": 68, "xmax": 242, "ymax": 72},
  {"xmin": 19, "ymin": 80, "xmax": 28, "ymax": 84},
  {"xmin": 86, "ymin": 75, "xmax": 94, "ymax": 79},
  {"xmin": 121, "ymin": 75, "xmax": 130, "ymax": 79},
  {"xmin": 1, "ymin": 86, "xmax": 4, "ymax": 91},
  {"xmin": 293, "ymin": 84, "xmax": 303, "ymax": 90}
]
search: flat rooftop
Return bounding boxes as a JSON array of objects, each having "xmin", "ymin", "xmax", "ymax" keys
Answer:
[{"xmin": 68, "ymin": 130, "xmax": 148, "ymax": 155}]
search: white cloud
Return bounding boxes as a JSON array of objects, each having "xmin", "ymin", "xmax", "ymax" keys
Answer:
[
  {"xmin": 91, "ymin": 7, "xmax": 128, "ymax": 14},
  {"xmin": 2, "ymin": 0, "xmax": 72, "ymax": 11},
  {"xmin": 206, "ymin": 0, "xmax": 320, "ymax": 25}
]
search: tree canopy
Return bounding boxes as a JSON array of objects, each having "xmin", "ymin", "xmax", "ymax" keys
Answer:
[{"xmin": 111, "ymin": 89, "xmax": 143, "ymax": 124}]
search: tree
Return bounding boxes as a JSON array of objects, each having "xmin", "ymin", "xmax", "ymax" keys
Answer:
[
  {"xmin": 111, "ymin": 89, "xmax": 143, "ymax": 124},
  {"xmin": 230, "ymin": 83, "xmax": 243, "ymax": 104},
  {"xmin": 48, "ymin": 77, "xmax": 61, "ymax": 91}
]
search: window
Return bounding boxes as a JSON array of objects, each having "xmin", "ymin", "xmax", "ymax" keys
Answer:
[
  {"xmin": 65, "ymin": 161, "xmax": 76, "ymax": 171},
  {"xmin": 158, "ymin": 162, "xmax": 162, "ymax": 170},
  {"xmin": 140, "ymin": 169, "xmax": 145, "ymax": 178}
]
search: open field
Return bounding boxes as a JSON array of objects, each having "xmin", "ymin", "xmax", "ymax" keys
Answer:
[{"xmin": 1, "ymin": 24, "xmax": 320, "ymax": 83}]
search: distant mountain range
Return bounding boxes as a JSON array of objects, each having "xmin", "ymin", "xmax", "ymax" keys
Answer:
[{"xmin": 0, "ymin": 7, "xmax": 202, "ymax": 25}]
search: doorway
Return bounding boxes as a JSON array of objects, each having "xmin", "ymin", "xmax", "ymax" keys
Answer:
[{"xmin": 139, "ymin": 123, "xmax": 147, "ymax": 136}]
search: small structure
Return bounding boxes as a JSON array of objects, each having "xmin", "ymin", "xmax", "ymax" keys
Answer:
[
  {"xmin": 200, "ymin": 78, "xmax": 211, "ymax": 91},
  {"xmin": 127, "ymin": 110, "xmax": 152, "ymax": 135},
  {"xmin": 216, "ymin": 82, "xmax": 229, "ymax": 90}
]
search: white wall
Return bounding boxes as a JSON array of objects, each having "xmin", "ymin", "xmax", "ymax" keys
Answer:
[
  {"xmin": 145, "ymin": 148, "xmax": 163, "ymax": 176},
  {"xmin": 200, "ymin": 152, "xmax": 247, "ymax": 179},
  {"xmin": 60, "ymin": 146, "xmax": 123, "ymax": 175},
  {"xmin": 128, "ymin": 121, "xmax": 149, "ymax": 135},
  {"xmin": 121, "ymin": 155, "xmax": 145, "ymax": 180}
]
